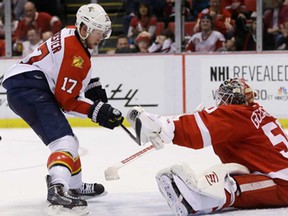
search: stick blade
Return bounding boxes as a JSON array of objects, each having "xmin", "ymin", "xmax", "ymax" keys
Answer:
[{"xmin": 104, "ymin": 166, "xmax": 120, "ymax": 181}]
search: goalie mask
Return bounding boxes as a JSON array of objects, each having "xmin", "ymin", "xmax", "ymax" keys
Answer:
[
  {"xmin": 76, "ymin": 3, "xmax": 112, "ymax": 40},
  {"xmin": 216, "ymin": 78, "xmax": 255, "ymax": 106}
]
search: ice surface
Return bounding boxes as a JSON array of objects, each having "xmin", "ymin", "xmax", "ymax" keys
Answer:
[{"xmin": 0, "ymin": 127, "xmax": 287, "ymax": 216}]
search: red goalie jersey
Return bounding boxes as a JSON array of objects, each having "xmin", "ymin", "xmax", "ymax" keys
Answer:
[{"xmin": 173, "ymin": 103, "xmax": 288, "ymax": 185}]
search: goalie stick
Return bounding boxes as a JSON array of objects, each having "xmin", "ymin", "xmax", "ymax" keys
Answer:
[
  {"xmin": 104, "ymin": 144, "xmax": 155, "ymax": 180},
  {"xmin": 106, "ymin": 103, "xmax": 205, "ymax": 181}
]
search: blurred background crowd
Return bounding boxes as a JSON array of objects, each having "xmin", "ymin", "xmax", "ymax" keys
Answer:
[{"xmin": 0, "ymin": 0, "xmax": 288, "ymax": 56}]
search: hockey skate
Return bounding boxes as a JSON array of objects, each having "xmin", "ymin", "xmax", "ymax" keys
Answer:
[
  {"xmin": 156, "ymin": 175, "xmax": 193, "ymax": 216},
  {"xmin": 69, "ymin": 182, "xmax": 107, "ymax": 200},
  {"xmin": 46, "ymin": 175, "xmax": 88, "ymax": 216}
]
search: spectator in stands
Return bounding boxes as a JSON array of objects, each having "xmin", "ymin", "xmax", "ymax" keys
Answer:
[
  {"xmin": 21, "ymin": 28, "xmax": 43, "ymax": 57},
  {"xmin": 277, "ymin": 17, "xmax": 288, "ymax": 50},
  {"xmin": 239, "ymin": 11, "xmax": 257, "ymax": 51},
  {"xmin": 0, "ymin": 12, "xmax": 18, "ymax": 41},
  {"xmin": 148, "ymin": 28, "xmax": 176, "ymax": 53},
  {"xmin": 194, "ymin": 0, "xmax": 234, "ymax": 38},
  {"xmin": 42, "ymin": 31, "xmax": 53, "ymax": 42},
  {"xmin": 218, "ymin": 35, "xmax": 237, "ymax": 52},
  {"xmin": 191, "ymin": 0, "xmax": 210, "ymax": 21},
  {"xmin": 186, "ymin": 14, "xmax": 225, "ymax": 52},
  {"xmin": 0, "ymin": 0, "xmax": 28, "ymax": 20},
  {"xmin": 263, "ymin": 0, "xmax": 288, "ymax": 50},
  {"xmin": 13, "ymin": 0, "xmax": 28, "ymax": 20},
  {"xmin": 127, "ymin": 3, "xmax": 157, "ymax": 46},
  {"xmin": 14, "ymin": 1, "xmax": 62, "ymax": 42},
  {"xmin": 224, "ymin": 0, "xmax": 254, "ymax": 50},
  {"xmin": 122, "ymin": 0, "xmax": 166, "ymax": 35},
  {"xmin": 106, "ymin": 35, "xmax": 135, "ymax": 54},
  {"xmin": 134, "ymin": 31, "xmax": 151, "ymax": 53},
  {"xmin": 162, "ymin": 0, "xmax": 193, "ymax": 28}
]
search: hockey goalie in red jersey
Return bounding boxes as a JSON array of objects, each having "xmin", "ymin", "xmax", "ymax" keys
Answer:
[
  {"xmin": 3, "ymin": 3, "xmax": 123, "ymax": 215},
  {"xmin": 127, "ymin": 78, "xmax": 288, "ymax": 215}
]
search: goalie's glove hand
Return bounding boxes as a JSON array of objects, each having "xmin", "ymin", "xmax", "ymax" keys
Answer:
[
  {"xmin": 126, "ymin": 106, "xmax": 174, "ymax": 149},
  {"xmin": 88, "ymin": 101, "xmax": 123, "ymax": 129},
  {"xmin": 85, "ymin": 77, "xmax": 108, "ymax": 103}
]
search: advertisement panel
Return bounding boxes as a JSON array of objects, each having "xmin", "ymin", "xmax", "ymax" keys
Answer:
[
  {"xmin": 186, "ymin": 53, "xmax": 288, "ymax": 118},
  {"xmin": 0, "ymin": 55, "xmax": 183, "ymax": 126}
]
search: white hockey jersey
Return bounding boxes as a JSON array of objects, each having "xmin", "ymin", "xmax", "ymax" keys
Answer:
[{"xmin": 4, "ymin": 26, "xmax": 93, "ymax": 117}]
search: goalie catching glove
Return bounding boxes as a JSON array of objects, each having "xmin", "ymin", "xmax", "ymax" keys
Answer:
[
  {"xmin": 85, "ymin": 77, "xmax": 108, "ymax": 102},
  {"xmin": 88, "ymin": 101, "xmax": 123, "ymax": 129},
  {"xmin": 126, "ymin": 106, "xmax": 175, "ymax": 149}
]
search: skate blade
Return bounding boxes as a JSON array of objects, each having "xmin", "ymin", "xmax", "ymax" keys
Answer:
[{"xmin": 46, "ymin": 203, "xmax": 89, "ymax": 216}]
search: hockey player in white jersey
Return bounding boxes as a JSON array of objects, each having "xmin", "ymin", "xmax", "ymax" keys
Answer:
[{"xmin": 3, "ymin": 3, "xmax": 123, "ymax": 215}]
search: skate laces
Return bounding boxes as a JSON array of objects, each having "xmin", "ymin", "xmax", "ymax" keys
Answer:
[{"xmin": 77, "ymin": 183, "xmax": 95, "ymax": 194}]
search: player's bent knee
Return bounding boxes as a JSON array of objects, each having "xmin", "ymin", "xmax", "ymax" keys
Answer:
[{"xmin": 48, "ymin": 135, "xmax": 79, "ymax": 158}]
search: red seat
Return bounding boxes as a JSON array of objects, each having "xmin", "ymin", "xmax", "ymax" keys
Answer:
[
  {"xmin": 184, "ymin": 22, "xmax": 196, "ymax": 36},
  {"xmin": 168, "ymin": 22, "xmax": 196, "ymax": 36},
  {"xmin": 155, "ymin": 22, "xmax": 165, "ymax": 36},
  {"xmin": 168, "ymin": 22, "xmax": 175, "ymax": 32},
  {"xmin": 244, "ymin": 0, "xmax": 256, "ymax": 12}
]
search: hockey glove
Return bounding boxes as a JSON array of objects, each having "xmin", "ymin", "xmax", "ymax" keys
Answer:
[
  {"xmin": 126, "ymin": 106, "xmax": 174, "ymax": 149},
  {"xmin": 88, "ymin": 101, "xmax": 123, "ymax": 129},
  {"xmin": 85, "ymin": 77, "xmax": 108, "ymax": 103}
]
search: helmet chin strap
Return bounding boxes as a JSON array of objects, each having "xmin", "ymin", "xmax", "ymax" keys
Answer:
[{"xmin": 77, "ymin": 27, "xmax": 90, "ymax": 48}]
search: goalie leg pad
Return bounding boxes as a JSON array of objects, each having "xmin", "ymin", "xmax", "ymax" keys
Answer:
[
  {"xmin": 196, "ymin": 163, "xmax": 249, "ymax": 200},
  {"xmin": 157, "ymin": 163, "xmax": 250, "ymax": 214},
  {"xmin": 156, "ymin": 174, "xmax": 190, "ymax": 216}
]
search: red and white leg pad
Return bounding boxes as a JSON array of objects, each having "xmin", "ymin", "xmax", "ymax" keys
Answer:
[{"xmin": 156, "ymin": 163, "xmax": 249, "ymax": 215}]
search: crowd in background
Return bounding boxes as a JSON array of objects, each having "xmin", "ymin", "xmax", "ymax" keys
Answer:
[{"xmin": 0, "ymin": 0, "xmax": 288, "ymax": 57}]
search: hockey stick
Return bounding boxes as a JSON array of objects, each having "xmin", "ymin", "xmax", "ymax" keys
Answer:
[
  {"xmin": 104, "ymin": 144, "xmax": 155, "ymax": 180},
  {"xmin": 120, "ymin": 113, "xmax": 142, "ymax": 146},
  {"xmin": 120, "ymin": 118, "xmax": 142, "ymax": 146},
  {"xmin": 107, "ymin": 103, "xmax": 205, "ymax": 181}
]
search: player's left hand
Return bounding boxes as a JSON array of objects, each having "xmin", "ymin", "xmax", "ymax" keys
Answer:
[
  {"xmin": 88, "ymin": 101, "xmax": 123, "ymax": 129},
  {"xmin": 85, "ymin": 77, "xmax": 108, "ymax": 103}
]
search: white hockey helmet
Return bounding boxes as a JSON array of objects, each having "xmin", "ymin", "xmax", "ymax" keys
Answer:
[{"xmin": 75, "ymin": 3, "xmax": 112, "ymax": 40}]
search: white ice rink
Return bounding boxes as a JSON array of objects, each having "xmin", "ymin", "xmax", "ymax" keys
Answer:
[{"xmin": 0, "ymin": 127, "xmax": 288, "ymax": 216}]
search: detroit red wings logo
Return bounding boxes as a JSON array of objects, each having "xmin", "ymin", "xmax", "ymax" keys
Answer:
[{"xmin": 205, "ymin": 172, "xmax": 219, "ymax": 186}]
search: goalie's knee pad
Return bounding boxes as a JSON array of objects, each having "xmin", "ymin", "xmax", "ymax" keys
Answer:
[{"xmin": 156, "ymin": 163, "xmax": 249, "ymax": 215}]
